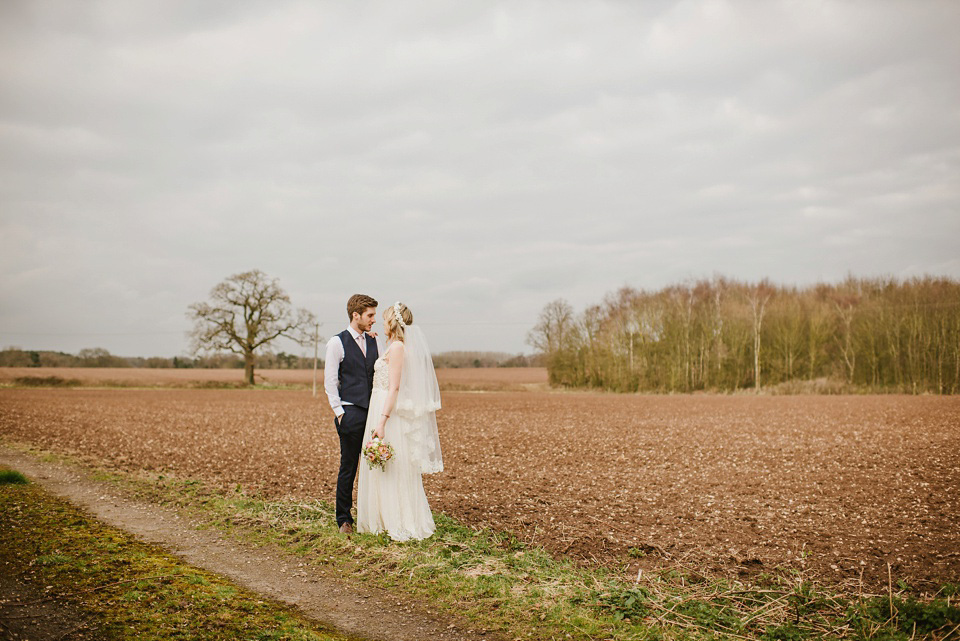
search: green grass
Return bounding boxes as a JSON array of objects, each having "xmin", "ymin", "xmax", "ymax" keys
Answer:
[
  {"xmin": 0, "ymin": 465, "xmax": 353, "ymax": 641},
  {"xmin": 0, "ymin": 468, "xmax": 29, "ymax": 484}
]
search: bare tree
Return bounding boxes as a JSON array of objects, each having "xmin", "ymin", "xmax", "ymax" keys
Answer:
[
  {"xmin": 804, "ymin": 288, "xmax": 833, "ymax": 381},
  {"xmin": 527, "ymin": 299, "xmax": 577, "ymax": 355},
  {"xmin": 832, "ymin": 295, "xmax": 859, "ymax": 384},
  {"xmin": 769, "ymin": 293, "xmax": 804, "ymax": 381},
  {"xmin": 580, "ymin": 304, "xmax": 605, "ymax": 386},
  {"xmin": 747, "ymin": 281, "xmax": 774, "ymax": 391},
  {"xmin": 188, "ymin": 270, "xmax": 317, "ymax": 385},
  {"xmin": 709, "ymin": 276, "xmax": 726, "ymax": 382}
]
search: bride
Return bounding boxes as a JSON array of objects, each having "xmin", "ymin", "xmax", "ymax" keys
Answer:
[{"xmin": 356, "ymin": 302, "xmax": 443, "ymax": 541}]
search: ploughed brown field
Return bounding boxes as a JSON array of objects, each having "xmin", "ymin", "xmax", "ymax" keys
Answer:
[{"xmin": 1, "ymin": 380, "xmax": 957, "ymax": 591}]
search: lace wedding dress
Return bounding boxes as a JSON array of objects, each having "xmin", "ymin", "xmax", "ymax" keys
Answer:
[{"xmin": 356, "ymin": 357, "xmax": 436, "ymax": 541}]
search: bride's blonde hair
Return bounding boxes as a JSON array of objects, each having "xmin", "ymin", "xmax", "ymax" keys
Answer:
[{"xmin": 384, "ymin": 302, "xmax": 414, "ymax": 342}]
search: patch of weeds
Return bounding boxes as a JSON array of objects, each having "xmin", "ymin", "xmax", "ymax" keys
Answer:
[
  {"xmin": 762, "ymin": 622, "xmax": 805, "ymax": 641},
  {"xmin": 787, "ymin": 580, "xmax": 828, "ymax": 623},
  {"xmin": 846, "ymin": 594, "xmax": 960, "ymax": 639},
  {"xmin": 184, "ymin": 572, "xmax": 211, "ymax": 586},
  {"xmin": 678, "ymin": 598, "xmax": 746, "ymax": 632},
  {"xmin": 188, "ymin": 380, "xmax": 248, "ymax": 390},
  {"xmin": 121, "ymin": 589, "xmax": 148, "ymax": 602},
  {"xmin": 35, "ymin": 553, "xmax": 74, "ymax": 566},
  {"xmin": 214, "ymin": 585, "xmax": 238, "ymax": 599},
  {"xmin": 12, "ymin": 375, "xmax": 82, "ymax": 387},
  {"xmin": 596, "ymin": 584, "xmax": 652, "ymax": 622},
  {"xmin": 587, "ymin": 569, "xmax": 959, "ymax": 640},
  {"xmin": 0, "ymin": 468, "xmax": 29, "ymax": 484}
]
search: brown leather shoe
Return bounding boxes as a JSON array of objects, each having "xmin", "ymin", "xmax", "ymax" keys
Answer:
[{"xmin": 338, "ymin": 522, "xmax": 353, "ymax": 534}]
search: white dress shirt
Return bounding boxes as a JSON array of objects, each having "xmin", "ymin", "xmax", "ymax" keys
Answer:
[{"xmin": 324, "ymin": 326, "xmax": 385, "ymax": 418}]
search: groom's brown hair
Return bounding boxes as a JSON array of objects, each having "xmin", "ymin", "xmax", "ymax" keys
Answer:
[{"xmin": 347, "ymin": 294, "xmax": 378, "ymax": 321}]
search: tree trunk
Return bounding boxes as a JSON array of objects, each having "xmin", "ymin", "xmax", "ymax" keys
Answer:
[
  {"xmin": 751, "ymin": 294, "xmax": 768, "ymax": 392},
  {"xmin": 244, "ymin": 350, "xmax": 255, "ymax": 385},
  {"xmin": 953, "ymin": 315, "xmax": 960, "ymax": 395},
  {"xmin": 834, "ymin": 303, "xmax": 856, "ymax": 384},
  {"xmin": 754, "ymin": 329, "xmax": 761, "ymax": 391}
]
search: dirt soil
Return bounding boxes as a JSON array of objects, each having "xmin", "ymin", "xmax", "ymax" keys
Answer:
[
  {"xmin": 0, "ymin": 573, "xmax": 97, "ymax": 641},
  {"xmin": 1, "ymin": 388, "xmax": 957, "ymax": 591},
  {"xmin": 0, "ymin": 448, "xmax": 502, "ymax": 641}
]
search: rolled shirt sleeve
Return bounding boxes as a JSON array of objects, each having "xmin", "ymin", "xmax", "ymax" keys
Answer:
[{"xmin": 323, "ymin": 335, "xmax": 345, "ymax": 417}]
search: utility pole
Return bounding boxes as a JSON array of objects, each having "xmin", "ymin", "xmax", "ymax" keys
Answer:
[{"xmin": 312, "ymin": 322, "xmax": 321, "ymax": 398}]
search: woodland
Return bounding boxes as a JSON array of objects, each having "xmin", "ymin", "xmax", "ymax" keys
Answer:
[{"xmin": 528, "ymin": 275, "xmax": 960, "ymax": 394}]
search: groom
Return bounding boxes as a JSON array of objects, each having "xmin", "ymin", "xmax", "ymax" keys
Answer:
[{"xmin": 323, "ymin": 294, "xmax": 382, "ymax": 534}]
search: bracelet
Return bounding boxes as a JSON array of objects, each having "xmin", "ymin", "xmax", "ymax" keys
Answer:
[{"xmin": 382, "ymin": 413, "xmax": 390, "ymax": 418}]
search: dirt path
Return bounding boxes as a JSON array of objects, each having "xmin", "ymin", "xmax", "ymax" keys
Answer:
[{"xmin": 0, "ymin": 447, "xmax": 498, "ymax": 641}]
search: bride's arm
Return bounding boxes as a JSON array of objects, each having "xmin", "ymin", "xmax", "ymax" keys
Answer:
[{"xmin": 374, "ymin": 342, "xmax": 405, "ymax": 438}]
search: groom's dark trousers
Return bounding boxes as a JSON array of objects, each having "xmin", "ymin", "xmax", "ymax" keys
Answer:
[
  {"xmin": 334, "ymin": 405, "xmax": 366, "ymax": 527},
  {"xmin": 333, "ymin": 329, "xmax": 378, "ymax": 527}
]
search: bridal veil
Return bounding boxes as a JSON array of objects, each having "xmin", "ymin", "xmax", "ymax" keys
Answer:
[{"xmin": 394, "ymin": 324, "xmax": 443, "ymax": 474}]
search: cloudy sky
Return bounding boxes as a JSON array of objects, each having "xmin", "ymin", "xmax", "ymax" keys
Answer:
[{"xmin": 1, "ymin": 1, "xmax": 958, "ymax": 357}]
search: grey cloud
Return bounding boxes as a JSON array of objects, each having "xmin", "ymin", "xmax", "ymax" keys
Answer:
[{"xmin": 1, "ymin": 1, "xmax": 958, "ymax": 356}]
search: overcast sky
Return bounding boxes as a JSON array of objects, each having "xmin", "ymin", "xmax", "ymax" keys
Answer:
[{"xmin": 1, "ymin": 1, "xmax": 958, "ymax": 357}]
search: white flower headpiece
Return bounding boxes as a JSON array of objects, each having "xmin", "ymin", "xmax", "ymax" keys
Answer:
[{"xmin": 393, "ymin": 302, "xmax": 406, "ymax": 329}]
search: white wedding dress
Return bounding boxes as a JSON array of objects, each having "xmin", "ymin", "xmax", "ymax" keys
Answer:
[{"xmin": 356, "ymin": 357, "xmax": 436, "ymax": 541}]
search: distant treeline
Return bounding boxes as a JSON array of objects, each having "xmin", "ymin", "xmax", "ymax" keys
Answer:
[
  {"xmin": 528, "ymin": 275, "xmax": 960, "ymax": 394},
  {"xmin": 0, "ymin": 347, "xmax": 539, "ymax": 370},
  {"xmin": 0, "ymin": 348, "xmax": 310, "ymax": 370},
  {"xmin": 432, "ymin": 351, "xmax": 542, "ymax": 368}
]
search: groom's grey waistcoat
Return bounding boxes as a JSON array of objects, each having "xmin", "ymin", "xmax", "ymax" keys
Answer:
[{"xmin": 337, "ymin": 329, "xmax": 378, "ymax": 409}]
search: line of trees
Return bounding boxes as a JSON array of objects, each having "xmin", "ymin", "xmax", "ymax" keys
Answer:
[
  {"xmin": 0, "ymin": 347, "xmax": 143, "ymax": 368},
  {"xmin": 432, "ymin": 351, "xmax": 543, "ymax": 368},
  {"xmin": 528, "ymin": 275, "xmax": 960, "ymax": 394},
  {"xmin": 0, "ymin": 348, "xmax": 313, "ymax": 370},
  {"xmin": 1, "ymin": 347, "xmax": 542, "ymax": 371}
]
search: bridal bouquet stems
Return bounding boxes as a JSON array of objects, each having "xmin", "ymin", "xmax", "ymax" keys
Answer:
[{"xmin": 362, "ymin": 435, "xmax": 395, "ymax": 471}]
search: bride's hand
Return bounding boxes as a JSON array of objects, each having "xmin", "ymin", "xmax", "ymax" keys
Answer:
[{"xmin": 374, "ymin": 424, "xmax": 385, "ymax": 440}]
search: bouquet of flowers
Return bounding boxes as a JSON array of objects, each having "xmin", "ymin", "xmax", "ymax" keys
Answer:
[{"xmin": 362, "ymin": 435, "xmax": 395, "ymax": 471}]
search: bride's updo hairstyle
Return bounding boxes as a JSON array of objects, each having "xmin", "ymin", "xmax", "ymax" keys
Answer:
[{"xmin": 384, "ymin": 302, "xmax": 414, "ymax": 342}]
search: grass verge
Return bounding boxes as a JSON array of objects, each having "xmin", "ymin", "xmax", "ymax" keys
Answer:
[{"xmin": 0, "ymin": 465, "xmax": 354, "ymax": 641}]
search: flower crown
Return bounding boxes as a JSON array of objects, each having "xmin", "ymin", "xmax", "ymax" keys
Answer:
[{"xmin": 393, "ymin": 302, "xmax": 406, "ymax": 329}]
